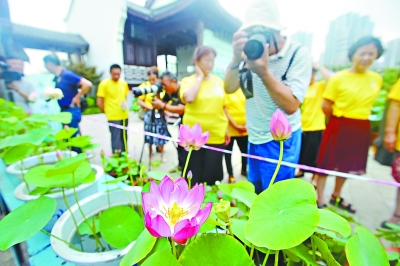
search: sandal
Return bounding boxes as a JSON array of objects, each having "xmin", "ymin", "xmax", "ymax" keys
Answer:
[
  {"xmin": 228, "ymin": 175, "xmax": 235, "ymax": 184},
  {"xmin": 329, "ymin": 196, "xmax": 356, "ymax": 214},
  {"xmin": 295, "ymin": 172, "xmax": 305, "ymax": 178},
  {"xmin": 381, "ymin": 215, "xmax": 400, "ymax": 229},
  {"xmin": 317, "ymin": 203, "xmax": 327, "ymax": 209},
  {"xmin": 241, "ymin": 170, "xmax": 247, "ymax": 177}
]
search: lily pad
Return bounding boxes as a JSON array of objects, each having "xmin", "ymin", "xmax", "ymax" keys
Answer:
[
  {"xmin": 29, "ymin": 187, "xmax": 50, "ymax": 196},
  {"xmin": 318, "ymin": 209, "xmax": 351, "ymax": 237},
  {"xmin": 55, "ymin": 127, "xmax": 79, "ymax": 140},
  {"xmin": 244, "ymin": 179, "xmax": 319, "ymax": 250},
  {"xmin": 3, "ymin": 144, "xmax": 36, "ymax": 164},
  {"xmin": 178, "ymin": 234, "xmax": 254, "ymax": 266},
  {"xmin": 99, "ymin": 206, "xmax": 143, "ymax": 248},
  {"xmin": 0, "ymin": 197, "xmax": 56, "ymax": 250},
  {"xmin": 142, "ymin": 251, "xmax": 181, "ymax": 266},
  {"xmin": 218, "ymin": 181, "xmax": 255, "ymax": 195},
  {"xmin": 78, "ymin": 216, "xmax": 100, "ymax": 235},
  {"xmin": 0, "ymin": 128, "xmax": 52, "ymax": 149},
  {"xmin": 230, "ymin": 218, "xmax": 252, "ymax": 247},
  {"xmin": 311, "ymin": 235, "xmax": 340, "ymax": 266},
  {"xmin": 45, "ymin": 153, "xmax": 87, "ymax": 177},
  {"xmin": 25, "ymin": 161, "xmax": 92, "ymax": 188},
  {"xmin": 230, "ymin": 188, "xmax": 257, "ymax": 208},
  {"xmin": 345, "ymin": 227, "xmax": 389, "ymax": 266},
  {"xmin": 120, "ymin": 229, "xmax": 157, "ymax": 266},
  {"xmin": 146, "ymin": 171, "xmax": 169, "ymax": 181}
]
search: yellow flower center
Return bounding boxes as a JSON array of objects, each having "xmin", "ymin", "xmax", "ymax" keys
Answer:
[{"xmin": 163, "ymin": 202, "xmax": 189, "ymax": 226}]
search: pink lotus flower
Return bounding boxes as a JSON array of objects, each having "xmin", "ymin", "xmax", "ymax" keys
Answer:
[
  {"xmin": 270, "ymin": 109, "xmax": 292, "ymax": 141},
  {"xmin": 178, "ymin": 123, "xmax": 210, "ymax": 151},
  {"xmin": 56, "ymin": 150, "xmax": 63, "ymax": 161},
  {"xmin": 120, "ymin": 101, "xmax": 127, "ymax": 112},
  {"xmin": 28, "ymin": 92, "xmax": 38, "ymax": 103},
  {"xmin": 142, "ymin": 176, "xmax": 212, "ymax": 244}
]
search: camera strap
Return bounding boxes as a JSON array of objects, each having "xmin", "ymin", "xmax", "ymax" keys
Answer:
[{"xmin": 281, "ymin": 46, "xmax": 302, "ymax": 81}]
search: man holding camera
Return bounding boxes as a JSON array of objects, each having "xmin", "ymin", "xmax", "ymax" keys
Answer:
[
  {"xmin": 224, "ymin": 0, "xmax": 311, "ymax": 193},
  {"xmin": 43, "ymin": 55, "xmax": 92, "ymax": 134},
  {"xmin": 0, "ymin": 57, "xmax": 36, "ymax": 112},
  {"xmin": 151, "ymin": 71, "xmax": 185, "ymax": 170}
]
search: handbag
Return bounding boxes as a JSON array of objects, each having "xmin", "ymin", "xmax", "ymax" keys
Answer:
[{"xmin": 392, "ymin": 153, "xmax": 400, "ymax": 183}]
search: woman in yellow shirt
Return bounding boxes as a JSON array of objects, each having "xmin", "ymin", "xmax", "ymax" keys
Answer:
[
  {"xmin": 180, "ymin": 46, "xmax": 229, "ymax": 185},
  {"xmin": 224, "ymin": 89, "xmax": 248, "ymax": 183},
  {"xmin": 137, "ymin": 67, "xmax": 169, "ymax": 163},
  {"xmin": 297, "ymin": 63, "xmax": 331, "ymax": 185},
  {"xmin": 316, "ymin": 36, "xmax": 384, "ymax": 213}
]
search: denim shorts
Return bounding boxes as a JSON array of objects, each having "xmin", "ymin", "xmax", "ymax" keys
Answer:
[{"xmin": 248, "ymin": 130, "xmax": 302, "ymax": 194}]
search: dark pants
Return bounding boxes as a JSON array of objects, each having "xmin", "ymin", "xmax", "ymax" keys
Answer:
[
  {"xmin": 224, "ymin": 136, "xmax": 248, "ymax": 176},
  {"xmin": 177, "ymin": 145, "xmax": 187, "ymax": 168},
  {"xmin": 109, "ymin": 119, "xmax": 128, "ymax": 153},
  {"xmin": 61, "ymin": 106, "xmax": 82, "ymax": 153},
  {"xmin": 182, "ymin": 144, "xmax": 224, "ymax": 186}
]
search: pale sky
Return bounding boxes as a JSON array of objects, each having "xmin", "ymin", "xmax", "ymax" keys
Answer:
[{"xmin": 7, "ymin": 0, "xmax": 400, "ymax": 73}]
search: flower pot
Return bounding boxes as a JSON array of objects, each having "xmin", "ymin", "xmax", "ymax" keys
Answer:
[
  {"xmin": 6, "ymin": 151, "xmax": 78, "ymax": 181},
  {"xmin": 51, "ymin": 186, "xmax": 142, "ymax": 266},
  {"xmin": 13, "ymin": 164, "xmax": 103, "ymax": 230}
]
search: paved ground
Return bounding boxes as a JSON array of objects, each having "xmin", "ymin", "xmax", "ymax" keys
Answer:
[{"xmin": 1, "ymin": 112, "xmax": 397, "ymax": 265}]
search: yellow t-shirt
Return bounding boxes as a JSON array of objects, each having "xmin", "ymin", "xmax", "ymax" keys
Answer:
[
  {"xmin": 180, "ymin": 75, "xmax": 228, "ymax": 144},
  {"xmin": 301, "ymin": 81, "xmax": 326, "ymax": 131},
  {"xmin": 97, "ymin": 78, "xmax": 129, "ymax": 121},
  {"xmin": 387, "ymin": 78, "xmax": 400, "ymax": 151},
  {"xmin": 225, "ymin": 89, "xmax": 247, "ymax": 137},
  {"xmin": 323, "ymin": 70, "xmax": 383, "ymax": 120},
  {"xmin": 138, "ymin": 81, "xmax": 165, "ymax": 108}
]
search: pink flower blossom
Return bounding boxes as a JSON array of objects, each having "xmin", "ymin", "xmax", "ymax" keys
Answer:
[
  {"xmin": 120, "ymin": 101, "xmax": 127, "ymax": 112},
  {"xmin": 178, "ymin": 123, "xmax": 209, "ymax": 151},
  {"xmin": 142, "ymin": 176, "xmax": 212, "ymax": 244},
  {"xmin": 270, "ymin": 109, "xmax": 292, "ymax": 141},
  {"xmin": 56, "ymin": 150, "xmax": 63, "ymax": 161},
  {"xmin": 28, "ymin": 92, "xmax": 38, "ymax": 103}
]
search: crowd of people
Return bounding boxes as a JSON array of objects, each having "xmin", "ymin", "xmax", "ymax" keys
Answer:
[{"xmin": 1, "ymin": 0, "xmax": 399, "ymax": 228}]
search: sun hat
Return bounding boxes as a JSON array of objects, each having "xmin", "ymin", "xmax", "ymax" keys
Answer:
[{"xmin": 239, "ymin": 0, "xmax": 286, "ymax": 32}]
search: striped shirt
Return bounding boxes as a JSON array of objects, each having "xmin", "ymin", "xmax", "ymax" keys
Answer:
[{"xmin": 246, "ymin": 39, "xmax": 312, "ymax": 144}]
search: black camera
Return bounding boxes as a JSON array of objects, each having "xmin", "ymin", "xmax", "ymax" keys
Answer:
[
  {"xmin": 0, "ymin": 61, "xmax": 23, "ymax": 84},
  {"xmin": 132, "ymin": 82, "xmax": 163, "ymax": 97},
  {"xmin": 243, "ymin": 27, "xmax": 274, "ymax": 60}
]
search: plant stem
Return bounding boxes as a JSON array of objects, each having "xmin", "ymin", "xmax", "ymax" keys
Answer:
[
  {"xmin": 274, "ymin": 250, "xmax": 279, "ymax": 266},
  {"xmin": 169, "ymin": 237, "xmax": 177, "ymax": 258},
  {"xmin": 262, "ymin": 249, "xmax": 271, "ymax": 266},
  {"xmin": 249, "ymin": 244, "xmax": 255, "ymax": 260},
  {"xmin": 227, "ymin": 224, "xmax": 234, "ymax": 237},
  {"xmin": 40, "ymin": 229, "xmax": 82, "ymax": 252},
  {"xmin": 122, "ymin": 119, "xmax": 135, "ymax": 188},
  {"xmin": 311, "ymin": 236, "xmax": 316, "ymax": 262},
  {"xmin": 182, "ymin": 147, "xmax": 193, "ymax": 187},
  {"xmin": 71, "ymin": 173, "xmax": 105, "ymax": 250},
  {"xmin": 20, "ymin": 160, "xmax": 31, "ymax": 194},
  {"xmin": 268, "ymin": 141, "xmax": 284, "ymax": 188},
  {"xmin": 62, "ymin": 188, "xmax": 83, "ymax": 249},
  {"xmin": 101, "ymin": 157, "xmax": 111, "ymax": 209}
]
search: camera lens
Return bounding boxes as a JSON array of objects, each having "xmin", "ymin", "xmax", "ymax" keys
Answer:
[{"xmin": 244, "ymin": 40, "xmax": 265, "ymax": 61}]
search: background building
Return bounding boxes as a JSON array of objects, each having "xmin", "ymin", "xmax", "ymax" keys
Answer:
[
  {"xmin": 321, "ymin": 13, "xmax": 374, "ymax": 66},
  {"xmin": 383, "ymin": 38, "xmax": 400, "ymax": 68},
  {"xmin": 291, "ymin": 32, "xmax": 313, "ymax": 51}
]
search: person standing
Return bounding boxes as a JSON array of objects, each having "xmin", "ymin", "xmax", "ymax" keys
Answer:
[
  {"xmin": 96, "ymin": 64, "xmax": 129, "ymax": 153},
  {"xmin": 296, "ymin": 63, "xmax": 331, "ymax": 185},
  {"xmin": 151, "ymin": 71, "xmax": 185, "ymax": 170},
  {"xmin": 315, "ymin": 36, "xmax": 384, "ymax": 212},
  {"xmin": 137, "ymin": 67, "xmax": 169, "ymax": 162},
  {"xmin": 0, "ymin": 57, "xmax": 36, "ymax": 112},
  {"xmin": 224, "ymin": 0, "xmax": 311, "ymax": 193},
  {"xmin": 224, "ymin": 88, "xmax": 248, "ymax": 183},
  {"xmin": 43, "ymin": 54, "xmax": 92, "ymax": 134},
  {"xmin": 180, "ymin": 45, "xmax": 230, "ymax": 185},
  {"xmin": 382, "ymin": 77, "xmax": 400, "ymax": 227}
]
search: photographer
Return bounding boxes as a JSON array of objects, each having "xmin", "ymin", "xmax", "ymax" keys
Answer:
[
  {"xmin": 0, "ymin": 57, "xmax": 36, "ymax": 112},
  {"xmin": 137, "ymin": 67, "xmax": 169, "ymax": 163},
  {"xmin": 43, "ymin": 54, "xmax": 92, "ymax": 136},
  {"xmin": 151, "ymin": 71, "xmax": 185, "ymax": 170},
  {"xmin": 224, "ymin": 0, "xmax": 311, "ymax": 193}
]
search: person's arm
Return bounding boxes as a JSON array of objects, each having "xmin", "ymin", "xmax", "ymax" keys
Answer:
[
  {"xmin": 72, "ymin": 78, "xmax": 92, "ymax": 107},
  {"xmin": 223, "ymin": 106, "xmax": 246, "ymax": 134},
  {"xmin": 319, "ymin": 66, "xmax": 332, "ymax": 81},
  {"xmin": 182, "ymin": 64, "xmax": 204, "ymax": 103},
  {"xmin": 164, "ymin": 103, "xmax": 184, "ymax": 115},
  {"xmin": 138, "ymin": 97, "xmax": 152, "ymax": 110},
  {"xmin": 7, "ymin": 81, "xmax": 29, "ymax": 101},
  {"xmin": 225, "ymin": 31, "xmax": 248, "ymax": 94},
  {"xmin": 384, "ymin": 100, "xmax": 400, "ymax": 152},
  {"xmin": 96, "ymin": 97, "xmax": 105, "ymax": 112},
  {"xmin": 321, "ymin": 99, "xmax": 334, "ymax": 119}
]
